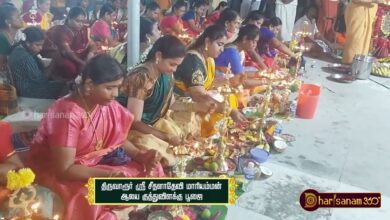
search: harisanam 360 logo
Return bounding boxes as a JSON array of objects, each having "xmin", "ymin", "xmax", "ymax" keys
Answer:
[{"xmin": 300, "ymin": 189, "xmax": 381, "ymax": 211}]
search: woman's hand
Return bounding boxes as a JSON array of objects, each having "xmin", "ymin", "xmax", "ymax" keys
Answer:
[
  {"xmin": 108, "ymin": 170, "xmax": 126, "ymax": 177},
  {"xmin": 207, "ymin": 102, "xmax": 218, "ymax": 114},
  {"xmin": 137, "ymin": 150, "xmax": 162, "ymax": 176},
  {"xmin": 230, "ymin": 109, "xmax": 249, "ymax": 125},
  {"xmin": 166, "ymin": 134, "xmax": 182, "ymax": 146}
]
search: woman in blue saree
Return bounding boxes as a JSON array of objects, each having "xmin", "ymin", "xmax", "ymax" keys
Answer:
[{"xmin": 118, "ymin": 36, "xmax": 189, "ymax": 167}]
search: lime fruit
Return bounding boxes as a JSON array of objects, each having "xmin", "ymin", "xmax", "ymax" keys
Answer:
[
  {"xmin": 203, "ymin": 161, "xmax": 211, "ymax": 170},
  {"xmin": 210, "ymin": 162, "xmax": 219, "ymax": 172},
  {"xmin": 201, "ymin": 208, "xmax": 211, "ymax": 219}
]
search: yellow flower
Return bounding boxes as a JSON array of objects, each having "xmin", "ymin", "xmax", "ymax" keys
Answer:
[
  {"xmin": 181, "ymin": 215, "xmax": 190, "ymax": 220},
  {"xmin": 6, "ymin": 170, "xmax": 21, "ymax": 190},
  {"xmin": 18, "ymin": 168, "xmax": 35, "ymax": 188},
  {"xmin": 6, "ymin": 168, "xmax": 35, "ymax": 191}
]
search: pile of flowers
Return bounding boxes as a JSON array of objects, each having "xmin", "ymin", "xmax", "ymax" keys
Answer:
[
  {"xmin": 372, "ymin": 5, "xmax": 390, "ymax": 58},
  {"xmin": 6, "ymin": 168, "xmax": 35, "ymax": 191}
]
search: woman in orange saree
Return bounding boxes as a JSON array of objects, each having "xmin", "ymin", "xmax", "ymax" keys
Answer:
[
  {"xmin": 28, "ymin": 55, "xmax": 163, "ymax": 220},
  {"xmin": 316, "ymin": 0, "xmax": 339, "ymax": 41}
]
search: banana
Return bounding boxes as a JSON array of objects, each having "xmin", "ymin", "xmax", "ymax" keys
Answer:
[{"xmin": 372, "ymin": 65, "xmax": 390, "ymax": 77}]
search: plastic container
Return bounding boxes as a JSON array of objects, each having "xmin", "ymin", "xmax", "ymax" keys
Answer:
[
  {"xmin": 274, "ymin": 121, "xmax": 283, "ymax": 137},
  {"xmin": 296, "ymin": 84, "xmax": 321, "ymax": 119},
  {"xmin": 250, "ymin": 148, "xmax": 269, "ymax": 163},
  {"xmin": 289, "ymin": 100, "xmax": 297, "ymax": 119}
]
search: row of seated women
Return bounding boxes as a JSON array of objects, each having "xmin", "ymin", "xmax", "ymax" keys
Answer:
[
  {"xmin": 2, "ymin": 12, "xmax": 304, "ymax": 217},
  {"xmin": 0, "ymin": 4, "xmax": 93, "ymax": 95},
  {"xmin": 2, "ymin": 4, "xmax": 120, "ymax": 89},
  {"xmin": 1, "ymin": 21, "xmax": 294, "ymax": 219},
  {"xmin": 1, "ymin": 1, "xmax": 298, "ymax": 101}
]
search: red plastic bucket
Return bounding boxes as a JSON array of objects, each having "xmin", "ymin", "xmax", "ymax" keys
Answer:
[{"xmin": 296, "ymin": 84, "xmax": 321, "ymax": 119}]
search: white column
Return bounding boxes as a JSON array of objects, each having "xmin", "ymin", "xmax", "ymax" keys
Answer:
[{"xmin": 127, "ymin": 0, "xmax": 140, "ymax": 68}]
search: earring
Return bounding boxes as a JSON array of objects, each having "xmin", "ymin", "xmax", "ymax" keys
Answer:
[
  {"xmin": 155, "ymin": 58, "xmax": 159, "ymax": 65},
  {"xmin": 204, "ymin": 44, "xmax": 208, "ymax": 52}
]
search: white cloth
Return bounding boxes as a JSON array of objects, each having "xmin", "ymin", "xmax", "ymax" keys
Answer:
[
  {"xmin": 240, "ymin": 0, "xmax": 262, "ymax": 19},
  {"xmin": 275, "ymin": 0, "xmax": 298, "ymax": 42},
  {"xmin": 212, "ymin": 0, "xmax": 227, "ymax": 9},
  {"xmin": 293, "ymin": 15, "xmax": 319, "ymax": 40},
  {"xmin": 3, "ymin": 98, "xmax": 54, "ymax": 133}
]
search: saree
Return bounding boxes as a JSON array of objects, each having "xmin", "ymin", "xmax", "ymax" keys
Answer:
[
  {"xmin": 174, "ymin": 51, "xmax": 238, "ymax": 138},
  {"xmin": 40, "ymin": 12, "xmax": 53, "ymax": 31},
  {"xmin": 342, "ymin": 2, "xmax": 378, "ymax": 64},
  {"xmin": 317, "ymin": 0, "xmax": 339, "ymax": 41},
  {"xmin": 28, "ymin": 96, "xmax": 164, "ymax": 220},
  {"xmin": 0, "ymin": 32, "xmax": 11, "ymax": 56},
  {"xmin": 42, "ymin": 25, "xmax": 90, "ymax": 79},
  {"xmin": 160, "ymin": 15, "xmax": 184, "ymax": 37},
  {"xmin": 182, "ymin": 11, "xmax": 201, "ymax": 37},
  {"xmin": 119, "ymin": 67, "xmax": 181, "ymax": 166},
  {"xmin": 143, "ymin": 74, "xmax": 173, "ymax": 124},
  {"xmin": 91, "ymin": 20, "xmax": 117, "ymax": 43},
  {"xmin": 0, "ymin": 121, "xmax": 14, "ymax": 162}
]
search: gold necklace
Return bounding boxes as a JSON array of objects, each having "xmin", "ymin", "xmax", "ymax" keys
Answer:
[
  {"xmin": 77, "ymin": 88, "xmax": 105, "ymax": 151},
  {"xmin": 145, "ymin": 62, "xmax": 160, "ymax": 87}
]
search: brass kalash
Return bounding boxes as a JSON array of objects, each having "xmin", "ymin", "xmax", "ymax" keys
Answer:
[
  {"xmin": 254, "ymin": 84, "xmax": 273, "ymax": 150},
  {"xmin": 212, "ymin": 66, "xmax": 243, "ymax": 174}
]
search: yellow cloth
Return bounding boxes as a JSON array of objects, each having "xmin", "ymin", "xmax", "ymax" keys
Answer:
[
  {"xmin": 174, "ymin": 53, "xmax": 239, "ymax": 138},
  {"xmin": 170, "ymin": 109, "xmax": 202, "ymax": 137},
  {"xmin": 128, "ymin": 115, "xmax": 182, "ymax": 166},
  {"xmin": 201, "ymin": 58, "xmax": 238, "ymax": 138},
  {"xmin": 40, "ymin": 12, "xmax": 53, "ymax": 31},
  {"xmin": 342, "ymin": 2, "xmax": 378, "ymax": 64}
]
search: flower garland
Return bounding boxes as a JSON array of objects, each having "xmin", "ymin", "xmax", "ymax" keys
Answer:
[
  {"xmin": 372, "ymin": 5, "xmax": 390, "ymax": 58},
  {"xmin": 381, "ymin": 13, "xmax": 390, "ymax": 36},
  {"xmin": 6, "ymin": 168, "xmax": 35, "ymax": 191}
]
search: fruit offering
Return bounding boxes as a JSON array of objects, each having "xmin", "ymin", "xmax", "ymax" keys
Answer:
[{"xmin": 372, "ymin": 61, "xmax": 390, "ymax": 78}]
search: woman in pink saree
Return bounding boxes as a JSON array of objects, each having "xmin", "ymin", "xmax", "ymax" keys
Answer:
[{"xmin": 28, "ymin": 54, "xmax": 164, "ymax": 220}]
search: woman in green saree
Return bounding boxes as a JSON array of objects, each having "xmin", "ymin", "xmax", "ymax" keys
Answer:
[
  {"xmin": 118, "ymin": 36, "xmax": 206, "ymax": 166},
  {"xmin": 174, "ymin": 24, "xmax": 248, "ymax": 138}
]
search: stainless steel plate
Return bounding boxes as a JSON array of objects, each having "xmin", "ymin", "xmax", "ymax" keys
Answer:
[
  {"xmin": 328, "ymin": 73, "xmax": 355, "ymax": 83},
  {"xmin": 147, "ymin": 211, "xmax": 174, "ymax": 220},
  {"xmin": 325, "ymin": 63, "xmax": 351, "ymax": 74}
]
